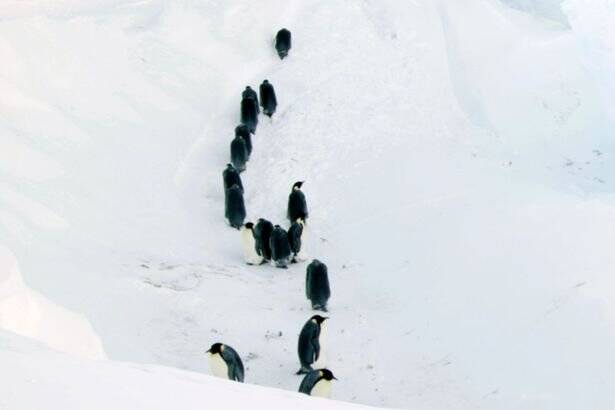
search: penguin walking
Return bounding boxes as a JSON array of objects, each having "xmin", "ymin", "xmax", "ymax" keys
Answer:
[
  {"xmin": 288, "ymin": 218, "xmax": 307, "ymax": 262},
  {"xmin": 254, "ymin": 218, "xmax": 274, "ymax": 261},
  {"xmin": 223, "ymin": 163, "xmax": 243, "ymax": 193},
  {"xmin": 288, "ymin": 181, "xmax": 308, "ymax": 223},
  {"xmin": 235, "ymin": 124, "xmax": 253, "ymax": 155},
  {"xmin": 298, "ymin": 369, "xmax": 337, "ymax": 397},
  {"xmin": 270, "ymin": 225, "xmax": 291, "ymax": 268},
  {"xmin": 242, "ymin": 86, "xmax": 259, "ymax": 114},
  {"xmin": 259, "ymin": 80, "xmax": 277, "ymax": 118},
  {"xmin": 296, "ymin": 314, "xmax": 328, "ymax": 374},
  {"xmin": 306, "ymin": 260, "xmax": 330, "ymax": 312},
  {"xmin": 206, "ymin": 342, "xmax": 245, "ymax": 383},
  {"xmin": 275, "ymin": 28, "xmax": 291, "ymax": 59},
  {"xmin": 241, "ymin": 96, "xmax": 258, "ymax": 133},
  {"xmin": 241, "ymin": 222, "xmax": 263, "ymax": 265},
  {"xmin": 230, "ymin": 135, "xmax": 248, "ymax": 172},
  {"xmin": 225, "ymin": 184, "xmax": 246, "ymax": 229}
]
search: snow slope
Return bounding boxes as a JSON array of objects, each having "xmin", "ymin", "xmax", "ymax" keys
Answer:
[{"xmin": 1, "ymin": 0, "xmax": 615, "ymax": 409}]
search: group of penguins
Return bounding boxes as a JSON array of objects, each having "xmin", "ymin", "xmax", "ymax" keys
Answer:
[{"xmin": 208, "ymin": 29, "xmax": 338, "ymax": 398}]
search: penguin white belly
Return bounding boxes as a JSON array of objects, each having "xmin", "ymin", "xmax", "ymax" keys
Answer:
[
  {"xmin": 241, "ymin": 229, "xmax": 263, "ymax": 265},
  {"xmin": 313, "ymin": 321, "xmax": 327, "ymax": 368},
  {"xmin": 296, "ymin": 225, "xmax": 309, "ymax": 261},
  {"xmin": 310, "ymin": 379, "xmax": 332, "ymax": 398},
  {"xmin": 209, "ymin": 353, "xmax": 229, "ymax": 379}
]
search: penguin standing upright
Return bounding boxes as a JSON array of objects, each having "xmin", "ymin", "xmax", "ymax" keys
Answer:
[
  {"xmin": 296, "ymin": 315, "xmax": 328, "ymax": 374},
  {"xmin": 223, "ymin": 163, "xmax": 243, "ymax": 192},
  {"xmin": 288, "ymin": 218, "xmax": 307, "ymax": 262},
  {"xmin": 254, "ymin": 218, "xmax": 274, "ymax": 261},
  {"xmin": 242, "ymin": 86, "xmax": 259, "ymax": 114},
  {"xmin": 275, "ymin": 28, "xmax": 291, "ymax": 59},
  {"xmin": 270, "ymin": 225, "xmax": 291, "ymax": 268},
  {"xmin": 288, "ymin": 181, "xmax": 308, "ymax": 223},
  {"xmin": 259, "ymin": 80, "xmax": 277, "ymax": 118},
  {"xmin": 240, "ymin": 222, "xmax": 263, "ymax": 265},
  {"xmin": 225, "ymin": 184, "xmax": 246, "ymax": 229},
  {"xmin": 298, "ymin": 369, "xmax": 337, "ymax": 397},
  {"xmin": 241, "ymin": 96, "xmax": 258, "ymax": 133},
  {"xmin": 206, "ymin": 342, "xmax": 245, "ymax": 383},
  {"xmin": 306, "ymin": 260, "xmax": 330, "ymax": 312},
  {"xmin": 235, "ymin": 124, "xmax": 253, "ymax": 155},
  {"xmin": 230, "ymin": 135, "xmax": 248, "ymax": 172}
]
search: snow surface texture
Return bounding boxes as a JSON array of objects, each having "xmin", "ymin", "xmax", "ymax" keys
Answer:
[{"xmin": 1, "ymin": 0, "xmax": 615, "ymax": 409}]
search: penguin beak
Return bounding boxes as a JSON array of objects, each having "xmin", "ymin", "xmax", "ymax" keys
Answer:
[
  {"xmin": 333, "ymin": 376, "xmax": 338, "ymax": 380},
  {"xmin": 205, "ymin": 349, "xmax": 211, "ymax": 354}
]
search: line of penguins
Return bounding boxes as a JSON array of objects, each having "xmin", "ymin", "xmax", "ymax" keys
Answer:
[{"xmin": 209, "ymin": 29, "xmax": 338, "ymax": 398}]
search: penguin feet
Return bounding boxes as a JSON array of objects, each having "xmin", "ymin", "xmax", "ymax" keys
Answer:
[
  {"xmin": 295, "ymin": 367, "xmax": 311, "ymax": 375},
  {"xmin": 312, "ymin": 304, "xmax": 328, "ymax": 312}
]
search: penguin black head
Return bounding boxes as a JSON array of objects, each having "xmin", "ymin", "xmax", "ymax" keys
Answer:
[
  {"xmin": 293, "ymin": 181, "xmax": 304, "ymax": 190},
  {"xmin": 226, "ymin": 163, "xmax": 234, "ymax": 169},
  {"xmin": 245, "ymin": 86, "xmax": 252, "ymax": 91},
  {"xmin": 263, "ymin": 79, "xmax": 269, "ymax": 84},
  {"xmin": 311, "ymin": 314, "xmax": 328, "ymax": 324},
  {"xmin": 319, "ymin": 369, "xmax": 338, "ymax": 381},
  {"xmin": 207, "ymin": 342, "xmax": 225, "ymax": 355},
  {"xmin": 244, "ymin": 222, "xmax": 254, "ymax": 230},
  {"xmin": 274, "ymin": 224, "xmax": 281, "ymax": 228}
]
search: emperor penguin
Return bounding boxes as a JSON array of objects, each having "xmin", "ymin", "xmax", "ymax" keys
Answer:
[
  {"xmin": 298, "ymin": 368, "xmax": 337, "ymax": 397},
  {"xmin": 275, "ymin": 28, "xmax": 291, "ymax": 59},
  {"xmin": 306, "ymin": 260, "xmax": 330, "ymax": 312},
  {"xmin": 230, "ymin": 135, "xmax": 248, "ymax": 172},
  {"xmin": 206, "ymin": 342, "xmax": 245, "ymax": 383},
  {"xmin": 287, "ymin": 181, "xmax": 308, "ymax": 223},
  {"xmin": 242, "ymin": 86, "xmax": 259, "ymax": 114},
  {"xmin": 223, "ymin": 163, "xmax": 243, "ymax": 193},
  {"xmin": 241, "ymin": 222, "xmax": 263, "ymax": 265},
  {"xmin": 240, "ymin": 96, "xmax": 258, "ymax": 133},
  {"xmin": 225, "ymin": 184, "xmax": 246, "ymax": 229},
  {"xmin": 288, "ymin": 218, "xmax": 307, "ymax": 262},
  {"xmin": 259, "ymin": 80, "xmax": 277, "ymax": 118},
  {"xmin": 296, "ymin": 314, "xmax": 328, "ymax": 374},
  {"xmin": 234, "ymin": 124, "xmax": 253, "ymax": 155},
  {"xmin": 270, "ymin": 225, "xmax": 291, "ymax": 268},
  {"xmin": 254, "ymin": 218, "xmax": 274, "ymax": 261}
]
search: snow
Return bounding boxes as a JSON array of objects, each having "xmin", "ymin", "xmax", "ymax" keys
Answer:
[{"xmin": 1, "ymin": 0, "xmax": 615, "ymax": 409}]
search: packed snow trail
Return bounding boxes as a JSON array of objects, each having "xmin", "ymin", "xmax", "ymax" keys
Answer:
[{"xmin": 1, "ymin": 1, "xmax": 615, "ymax": 409}]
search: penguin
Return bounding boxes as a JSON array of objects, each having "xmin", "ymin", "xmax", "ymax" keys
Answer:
[
  {"xmin": 275, "ymin": 28, "xmax": 291, "ymax": 59},
  {"xmin": 296, "ymin": 314, "xmax": 328, "ymax": 374},
  {"xmin": 259, "ymin": 80, "xmax": 277, "ymax": 118},
  {"xmin": 225, "ymin": 184, "xmax": 246, "ymax": 229},
  {"xmin": 240, "ymin": 222, "xmax": 263, "ymax": 265},
  {"xmin": 230, "ymin": 135, "xmax": 248, "ymax": 172},
  {"xmin": 298, "ymin": 369, "xmax": 337, "ymax": 397},
  {"xmin": 242, "ymin": 86, "xmax": 259, "ymax": 114},
  {"xmin": 206, "ymin": 342, "xmax": 245, "ymax": 383},
  {"xmin": 287, "ymin": 181, "xmax": 308, "ymax": 223},
  {"xmin": 288, "ymin": 218, "xmax": 307, "ymax": 262},
  {"xmin": 240, "ymin": 96, "xmax": 258, "ymax": 133},
  {"xmin": 270, "ymin": 224, "xmax": 291, "ymax": 268},
  {"xmin": 254, "ymin": 218, "xmax": 274, "ymax": 261},
  {"xmin": 223, "ymin": 163, "xmax": 243, "ymax": 193},
  {"xmin": 234, "ymin": 124, "xmax": 253, "ymax": 155},
  {"xmin": 306, "ymin": 260, "xmax": 330, "ymax": 312}
]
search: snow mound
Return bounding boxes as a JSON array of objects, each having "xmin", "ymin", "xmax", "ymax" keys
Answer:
[{"xmin": 0, "ymin": 247, "xmax": 105, "ymax": 359}]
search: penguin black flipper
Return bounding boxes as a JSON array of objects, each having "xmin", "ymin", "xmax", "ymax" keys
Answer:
[
  {"xmin": 311, "ymin": 334, "xmax": 321, "ymax": 363},
  {"xmin": 298, "ymin": 370, "xmax": 320, "ymax": 395},
  {"xmin": 305, "ymin": 263, "xmax": 313, "ymax": 299},
  {"xmin": 221, "ymin": 345, "xmax": 245, "ymax": 382}
]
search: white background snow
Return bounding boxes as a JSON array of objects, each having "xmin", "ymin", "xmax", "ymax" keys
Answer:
[{"xmin": 1, "ymin": 0, "xmax": 615, "ymax": 409}]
